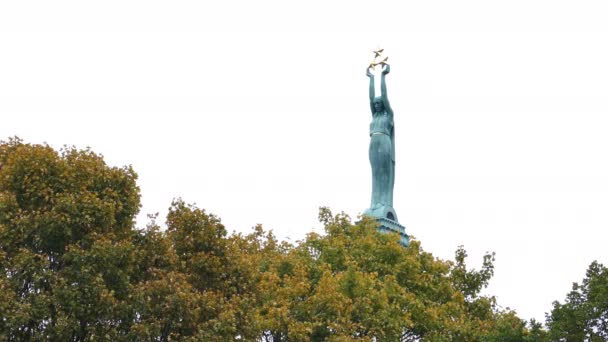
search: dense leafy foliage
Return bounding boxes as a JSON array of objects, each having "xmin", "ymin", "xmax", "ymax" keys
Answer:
[
  {"xmin": 0, "ymin": 138, "xmax": 543, "ymax": 340},
  {"xmin": 546, "ymin": 261, "xmax": 608, "ymax": 341}
]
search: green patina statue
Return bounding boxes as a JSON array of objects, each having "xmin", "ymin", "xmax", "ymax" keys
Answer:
[
  {"xmin": 363, "ymin": 53, "xmax": 398, "ymax": 222},
  {"xmin": 362, "ymin": 49, "xmax": 409, "ymax": 246}
]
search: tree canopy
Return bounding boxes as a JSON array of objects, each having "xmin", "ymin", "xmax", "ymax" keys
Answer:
[
  {"xmin": 546, "ymin": 261, "xmax": 608, "ymax": 341},
  {"xmin": 0, "ymin": 138, "xmax": 545, "ymax": 340}
]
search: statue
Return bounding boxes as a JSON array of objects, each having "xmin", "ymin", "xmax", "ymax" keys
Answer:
[
  {"xmin": 363, "ymin": 50, "xmax": 398, "ymax": 221},
  {"xmin": 361, "ymin": 49, "xmax": 409, "ymax": 246}
]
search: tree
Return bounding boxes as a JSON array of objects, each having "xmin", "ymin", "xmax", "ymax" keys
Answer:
[
  {"xmin": 0, "ymin": 137, "xmax": 140, "ymax": 340},
  {"xmin": 547, "ymin": 261, "xmax": 608, "ymax": 341},
  {"xmin": 129, "ymin": 199, "xmax": 266, "ymax": 340},
  {"xmin": 256, "ymin": 207, "xmax": 536, "ymax": 341}
]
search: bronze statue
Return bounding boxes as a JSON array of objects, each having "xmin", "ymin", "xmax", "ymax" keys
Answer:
[{"xmin": 364, "ymin": 50, "xmax": 397, "ymax": 221}]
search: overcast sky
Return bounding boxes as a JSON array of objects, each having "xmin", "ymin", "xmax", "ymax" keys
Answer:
[{"xmin": 2, "ymin": 0, "xmax": 608, "ymax": 323}]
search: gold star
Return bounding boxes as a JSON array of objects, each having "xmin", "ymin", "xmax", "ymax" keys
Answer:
[{"xmin": 373, "ymin": 48, "xmax": 384, "ymax": 58}]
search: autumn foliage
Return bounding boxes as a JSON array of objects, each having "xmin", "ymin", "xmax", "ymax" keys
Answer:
[{"xmin": 0, "ymin": 138, "xmax": 546, "ymax": 341}]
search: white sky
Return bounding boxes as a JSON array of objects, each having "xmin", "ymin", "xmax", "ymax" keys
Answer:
[{"xmin": 2, "ymin": 0, "xmax": 608, "ymax": 324}]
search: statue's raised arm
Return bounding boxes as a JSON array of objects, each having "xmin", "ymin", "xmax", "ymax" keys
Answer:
[
  {"xmin": 367, "ymin": 67, "xmax": 376, "ymax": 114},
  {"xmin": 380, "ymin": 64, "xmax": 393, "ymax": 116}
]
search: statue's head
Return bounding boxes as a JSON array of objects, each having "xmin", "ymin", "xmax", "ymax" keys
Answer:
[{"xmin": 373, "ymin": 97, "xmax": 384, "ymax": 112}]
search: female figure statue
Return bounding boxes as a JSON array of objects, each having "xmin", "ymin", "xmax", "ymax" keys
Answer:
[{"xmin": 364, "ymin": 63, "xmax": 398, "ymax": 221}]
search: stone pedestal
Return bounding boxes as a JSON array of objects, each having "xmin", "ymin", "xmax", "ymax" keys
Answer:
[
  {"xmin": 376, "ymin": 217, "xmax": 409, "ymax": 247},
  {"xmin": 363, "ymin": 205, "xmax": 399, "ymax": 222}
]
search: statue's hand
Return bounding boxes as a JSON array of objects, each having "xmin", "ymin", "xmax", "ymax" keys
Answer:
[
  {"xmin": 382, "ymin": 64, "xmax": 390, "ymax": 75},
  {"xmin": 366, "ymin": 67, "xmax": 373, "ymax": 78}
]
